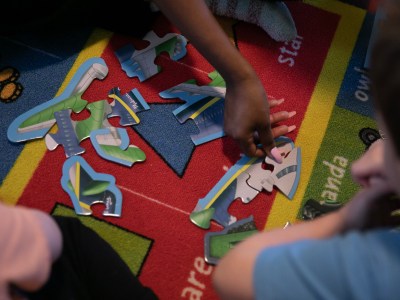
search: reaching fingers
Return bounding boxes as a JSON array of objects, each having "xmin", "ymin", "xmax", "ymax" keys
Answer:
[
  {"xmin": 271, "ymin": 124, "xmax": 297, "ymax": 138},
  {"xmin": 256, "ymin": 124, "xmax": 283, "ymax": 162},
  {"xmin": 270, "ymin": 110, "xmax": 296, "ymax": 124},
  {"xmin": 239, "ymin": 137, "xmax": 265, "ymax": 158},
  {"xmin": 268, "ymin": 98, "xmax": 285, "ymax": 108},
  {"xmin": 235, "ymin": 109, "xmax": 297, "ymax": 158}
]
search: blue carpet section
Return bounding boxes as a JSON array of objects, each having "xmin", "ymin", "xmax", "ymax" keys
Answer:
[
  {"xmin": 0, "ymin": 29, "xmax": 92, "ymax": 184},
  {"xmin": 132, "ymin": 103, "xmax": 198, "ymax": 176},
  {"xmin": 336, "ymin": 12, "xmax": 375, "ymax": 118}
]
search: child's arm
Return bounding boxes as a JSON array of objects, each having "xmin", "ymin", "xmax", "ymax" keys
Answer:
[
  {"xmin": 213, "ymin": 180, "xmax": 398, "ymax": 299},
  {"xmin": 0, "ymin": 202, "xmax": 62, "ymax": 298},
  {"xmin": 153, "ymin": 0, "xmax": 279, "ymax": 159}
]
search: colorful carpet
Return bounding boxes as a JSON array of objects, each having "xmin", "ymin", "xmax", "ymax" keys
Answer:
[{"xmin": 0, "ymin": 0, "xmax": 380, "ymax": 298}]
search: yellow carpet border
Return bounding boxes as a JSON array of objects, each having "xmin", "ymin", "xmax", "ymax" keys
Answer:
[{"xmin": 264, "ymin": 0, "xmax": 366, "ymax": 230}]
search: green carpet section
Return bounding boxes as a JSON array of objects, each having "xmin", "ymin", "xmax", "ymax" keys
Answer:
[
  {"xmin": 52, "ymin": 204, "xmax": 152, "ymax": 275},
  {"xmin": 300, "ymin": 106, "xmax": 378, "ymax": 215}
]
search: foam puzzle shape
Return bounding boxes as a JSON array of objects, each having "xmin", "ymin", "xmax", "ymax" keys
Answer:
[
  {"xmin": 45, "ymin": 100, "xmax": 113, "ymax": 157},
  {"xmin": 190, "ymin": 136, "xmax": 301, "ymax": 229},
  {"xmin": 115, "ymin": 31, "xmax": 188, "ymax": 82},
  {"xmin": 90, "ymin": 127, "xmax": 146, "ymax": 167},
  {"xmin": 61, "ymin": 155, "xmax": 122, "ymax": 217},
  {"xmin": 204, "ymin": 216, "xmax": 258, "ymax": 265},
  {"xmin": 7, "ymin": 57, "xmax": 108, "ymax": 142},
  {"xmin": 159, "ymin": 70, "xmax": 227, "ymax": 145},
  {"xmin": 108, "ymin": 87, "xmax": 150, "ymax": 126},
  {"xmin": 245, "ymin": 145, "xmax": 301, "ymax": 200}
]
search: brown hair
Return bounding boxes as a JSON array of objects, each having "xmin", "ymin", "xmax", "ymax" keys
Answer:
[{"xmin": 371, "ymin": 0, "xmax": 400, "ymax": 156}]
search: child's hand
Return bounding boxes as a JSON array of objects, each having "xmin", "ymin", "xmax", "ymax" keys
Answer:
[
  {"xmin": 268, "ymin": 98, "xmax": 296, "ymax": 138},
  {"xmin": 223, "ymin": 76, "xmax": 272, "ymax": 158},
  {"xmin": 223, "ymin": 77, "xmax": 296, "ymax": 160}
]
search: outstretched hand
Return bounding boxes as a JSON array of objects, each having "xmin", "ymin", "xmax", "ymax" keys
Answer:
[{"xmin": 223, "ymin": 77, "xmax": 295, "ymax": 159}]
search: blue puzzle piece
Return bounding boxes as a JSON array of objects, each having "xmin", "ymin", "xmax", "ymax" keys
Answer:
[
  {"xmin": 90, "ymin": 127, "xmax": 146, "ymax": 167},
  {"xmin": 45, "ymin": 100, "xmax": 113, "ymax": 157},
  {"xmin": 61, "ymin": 155, "xmax": 122, "ymax": 217},
  {"xmin": 115, "ymin": 31, "xmax": 188, "ymax": 82},
  {"xmin": 108, "ymin": 87, "xmax": 150, "ymax": 126},
  {"xmin": 7, "ymin": 57, "xmax": 108, "ymax": 142},
  {"xmin": 45, "ymin": 109, "xmax": 85, "ymax": 157},
  {"xmin": 159, "ymin": 70, "xmax": 227, "ymax": 145},
  {"xmin": 190, "ymin": 155, "xmax": 261, "ymax": 229}
]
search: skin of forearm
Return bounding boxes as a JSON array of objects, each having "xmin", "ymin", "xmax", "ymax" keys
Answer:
[
  {"xmin": 223, "ymin": 209, "xmax": 345, "ymax": 268},
  {"xmin": 152, "ymin": 0, "xmax": 257, "ymax": 84},
  {"xmin": 213, "ymin": 210, "xmax": 346, "ymax": 300}
]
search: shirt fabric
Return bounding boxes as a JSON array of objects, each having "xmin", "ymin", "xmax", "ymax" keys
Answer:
[{"xmin": 254, "ymin": 230, "xmax": 400, "ymax": 300}]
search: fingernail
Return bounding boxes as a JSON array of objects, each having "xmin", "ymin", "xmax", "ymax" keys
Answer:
[
  {"xmin": 271, "ymin": 147, "xmax": 283, "ymax": 163},
  {"xmin": 288, "ymin": 125, "xmax": 296, "ymax": 133},
  {"xmin": 288, "ymin": 111, "xmax": 297, "ymax": 118}
]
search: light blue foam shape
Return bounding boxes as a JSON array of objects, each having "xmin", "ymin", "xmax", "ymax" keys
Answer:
[
  {"xmin": 61, "ymin": 155, "xmax": 122, "ymax": 217},
  {"xmin": 7, "ymin": 57, "xmax": 108, "ymax": 143},
  {"xmin": 90, "ymin": 127, "xmax": 138, "ymax": 167}
]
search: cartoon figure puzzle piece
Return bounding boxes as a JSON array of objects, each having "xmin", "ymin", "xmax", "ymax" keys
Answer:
[
  {"xmin": 45, "ymin": 100, "xmax": 113, "ymax": 157},
  {"xmin": 159, "ymin": 70, "xmax": 227, "ymax": 145},
  {"xmin": 115, "ymin": 31, "xmax": 188, "ymax": 82},
  {"xmin": 61, "ymin": 155, "xmax": 122, "ymax": 217},
  {"xmin": 190, "ymin": 136, "xmax": 301, "ymax": 229},
  {"xmin": 245, "ymin": 140, "xmax": 301, "ymax": 201},
  {"xmin": 7, "ymin": 57, "xmax": 108, "ymax": 142},
  {"xmin": 108, "ymin": 87, "xmax": 150, "ymax": 126},
  {"xmin": 90, "ymin": 127, "xmax": 146, "ymax": 167}
]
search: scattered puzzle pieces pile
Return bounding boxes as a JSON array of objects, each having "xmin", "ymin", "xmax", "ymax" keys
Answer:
[
  {"xmin": 7, "ymin": 57, "xmax": 150, "ymax": 217},
  {"xmin": 7, "ymin": 30, "xmax": 302, "ymax": 265},
  {"xmin": 190, "ymin": 136, "xmax": 301, "ymax": 230}
]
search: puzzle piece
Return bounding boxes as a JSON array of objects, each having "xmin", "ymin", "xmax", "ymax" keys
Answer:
[
  {"xmin": 7, "ymin": 57, "xmax": 108, "ymax": 142},
  {"xmin": 90, "ymin": 127, "xmax": 146, "ymax": 167},
  {"xmin": 115, "ymin": 31, "xmax": 188, "ymax": 82},
  {"xmin": 245, "ymin": 142, "xmax": 301, "ymax": 200},
  {"xmin": 108, "ymin": 87, "xmax": 150, "ymax": 126},
  {"xmin": 61, "ymin": 155, "xmax": 122, "ymax": 217},
  {"xmin": 45, "ymin": 109, "xmax": 86, "ymax": 157},
  {"xmin": 204, "ymin": 216, "xmax": 258, "ymax": 265},
  {"xmin": 159, "ymin": 70, "xmax": 227, "ymax": 145},
  {"xmin": 190, "ymin": 136, "xmax": 301, "ymax": 229},
  {"xmin": 45, "ymin": 100, "xmax": 113, "ymax": 157},
  {"xmin": 190, "ymin": 153, "xmax": 262, "ymax": 229}
]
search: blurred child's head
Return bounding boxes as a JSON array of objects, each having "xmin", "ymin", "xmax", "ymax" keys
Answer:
[{"xmin": 371, "ymin": 0, "xmax": 400, "ymax": 191}]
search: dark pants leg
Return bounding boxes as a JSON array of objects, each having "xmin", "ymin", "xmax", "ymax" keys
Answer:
[{"xmin": 29, "ymin": 216, "xmax": 158, "ymax": 300}]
